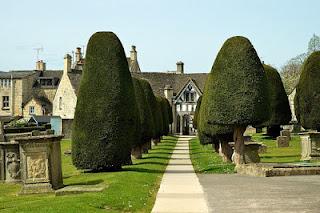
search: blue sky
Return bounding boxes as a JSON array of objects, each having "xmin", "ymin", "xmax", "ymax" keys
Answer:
[{"xmin": 0, "ymin": 0, "xmax": 319, "ymax": 73}]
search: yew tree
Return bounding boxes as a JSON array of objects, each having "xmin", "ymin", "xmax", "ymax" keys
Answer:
[
  {"xmin": 295, "ymin": 51, "xmax": 320, "ymax": 131},
  {"xmin": 72, "ymin": 32, "xmax": 140, "ymax": 170},
  {"xmin": 203, "ymin": 36, "xmax": 270, "ymax": 165}
]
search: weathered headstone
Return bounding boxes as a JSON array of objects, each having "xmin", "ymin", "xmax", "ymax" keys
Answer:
[
  {"xmin": 280, "ymin": 130, "xmax": 291, "ymax": 140},
  {"xmin": 277, "ymin": 136, "xmax": 289, "ymax": 147}
]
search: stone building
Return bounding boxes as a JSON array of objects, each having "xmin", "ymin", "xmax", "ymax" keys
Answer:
[
  {"xmin": 0, "ymin": 60, "xmax": 62, "ymax": 118},
  {"xmin": 132, "ymin": 61, "xmax": 207, "ymax": 135}
]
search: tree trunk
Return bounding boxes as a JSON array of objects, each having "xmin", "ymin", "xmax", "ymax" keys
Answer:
[
  {"xmin": 131, "ymin": 145, "xmax": 142, "ymax": 159},
  {"xmin": 212, "ymin": 143, "xmax": 219, "ymax": 153},
  {"xmin": 233, "ymin": 126, "xmax": 246, "ymax": 165},
  {"xmin": 220, "ymin": 142, "xmax": 233, "ymax": 162}
]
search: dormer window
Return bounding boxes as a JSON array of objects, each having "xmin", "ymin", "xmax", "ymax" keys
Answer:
[{"xmin": 184, "ymin": 84, "xmax": 195, "ymax": 102}]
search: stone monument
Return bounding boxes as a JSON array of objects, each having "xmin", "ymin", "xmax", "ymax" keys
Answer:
[
  {"xmin": 300, "ymin": 132, "xmax": 320, "ymax": 161},
  {"xmin": 16, "ymin": 135, "xmax": 64, "ymax": 194}
]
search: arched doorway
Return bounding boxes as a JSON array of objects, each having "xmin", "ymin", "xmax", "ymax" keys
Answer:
[{"xmin": 183, "ymin": 115, "xmax": 190, "ymax": 135}]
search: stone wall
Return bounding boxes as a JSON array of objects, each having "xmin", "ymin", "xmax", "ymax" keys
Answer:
[{"xmin": 53, "ymin": 73, "xmax": 77, "ymax": 119}]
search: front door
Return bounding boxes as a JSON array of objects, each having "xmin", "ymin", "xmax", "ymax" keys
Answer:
[{"xmin": 183, "ymin": 115, "xmax": 189, "ymax": 135}]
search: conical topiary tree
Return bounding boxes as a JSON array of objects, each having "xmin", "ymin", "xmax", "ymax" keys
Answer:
[
  {"xmin": 159, "ymin": 96, "xmax": 170, "ymax": 136},
  {"xmin": 132, "ymin": 77, "xmax": 154, "ymax": 158},
  {"xmin": 202, "ymin": 36, "xmax": 270, "ymax": 165},
  {"xmin": 155, "ymin": 96, "xmax": 164, "ymax": 141},
  {"xmin": 263, "ymin": 64, "xmax": 291, "ymax": 138},
  {"xmin": 198, "ymin": 74, "xmax": 234, "ymax": 162},
  {"xmin": 72, "ymin": 31, "xmax": 140, "ymax": 170},
  {"xmin": 295, "ymin": 51, "xmax": 320, "ymax": 131},
  {"xmin": 139, "ymin": 79, "xmax": 157, "ymax": 151},
  {"xmin": 164, "ymin": 98, "xmax": 173, "ymax": 133}
]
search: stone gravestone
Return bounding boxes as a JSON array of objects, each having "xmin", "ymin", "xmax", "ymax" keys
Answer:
[
  {"xmin": 280, "ymin": 130, "xmax": 291, "ymax": 140},
  {"xmin": 16, "ymin": 135, "xmax": 64, "ymax": 194},
  {"xmin": 244, "ymin": 143, "xmax": 261, "ymax": 163},
  {"xmin": 300, "ymin": 132, "xmax": 320, "ymax": 161},
  {"xmin": 277, "ymin": 136, "xmax": 289, "ymax": 148}
]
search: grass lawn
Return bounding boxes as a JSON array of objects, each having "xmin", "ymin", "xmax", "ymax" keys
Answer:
[
  {"xmin": 189, "ymin": 138, "xmax": 235, "ymax": 174},
  {"xmin": 251, "ymin": 133, "xmax": 302, "ymax": 163},
  {"xmin": 0, "ymin": 136, "xmax": 177, "ymax": 213}
]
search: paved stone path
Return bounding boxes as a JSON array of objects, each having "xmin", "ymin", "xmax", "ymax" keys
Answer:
[
  {"xmin": 152, "ymin": 136, "xmax": 209, "ymax": 213},
  {"xmin": 199, "ymin": 174, "xmax": 320, "ymax": 213}
]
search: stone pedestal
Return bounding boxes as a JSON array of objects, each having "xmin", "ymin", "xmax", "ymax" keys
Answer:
[
  {"xmin": 277, "ymin": 136, "xmax": 289, "ymax": 147},
  {"xmin": 300, "ymin": 132, "xmax": 320, "ymax": 161},
  {"xmin": 280, "ymin": 130, "xmax": 291, "ymax": 140},
  {"xmin": 16, "ymin": 135, "xmax": 64, "ymax": 194}
]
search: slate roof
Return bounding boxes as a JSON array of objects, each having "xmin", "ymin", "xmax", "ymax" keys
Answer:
[
  {"xmin": 0, "ymin": 70, "xmax": 37, "ymax": 78},
  {"xmin": 131, "ymin": 72, "xmax": 208, "ymax": 97},
  {"xmin": 23, "ymin": 94, "xmax": 52, "ymax": 107}
]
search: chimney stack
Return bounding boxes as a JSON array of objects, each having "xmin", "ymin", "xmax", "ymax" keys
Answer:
[
  {"xmin": 176, "ymin": 61, "xmax": 184, "ymax": 74},
  {"xmin": 75, "ymin": 47, "xmax": 82, "ymax": 63},
  {"xmin": 35, "ymin": 60, "xmax": 46, "ymax": 71},
  {"xmin": 130, "ymin": 45, "xmax": 137, "ymax": 61},
  {"xmin": 64, "ymin": 54, "xmax": 72, "ymax": 73}
]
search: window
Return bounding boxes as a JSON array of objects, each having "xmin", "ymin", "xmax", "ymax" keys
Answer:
[
  {"xmin": 2, "ymin": 96, "xmax": 9, "ymax": 108},
  {"xmin": 29, "ymin": 106, "xmax": 35, "ymax": 115},
  {"xmin": 40, "ymin": 78, "xmax": 53, "ymax": 86},
  {"xmin": 59, "ymin": 97, "xmax": 62, "ymax": 110},
  {"xmin": 190, "ymin": 93, "xmax": 195, "ymax": 102}
]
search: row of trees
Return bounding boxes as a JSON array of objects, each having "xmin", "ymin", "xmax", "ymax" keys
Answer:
[
  {"xmin": 71, "ymin": 32, "xmax": 172, "ymax": 171},
  {"xmin": 194, "ymin": 36, "xmax": 291, "ymax": 165}
]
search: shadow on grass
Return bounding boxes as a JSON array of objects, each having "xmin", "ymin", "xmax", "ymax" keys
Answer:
[
  {"xmin": 67, "ymin": 179, "xmax": 104, "ymax": 186},
  {"xmin": 142, "ymin": 156, "xmax": 171, "ymax": 160},
  {"xmin": 134, "ymin": 161, "xmax": 168, "ymax": 166},
  {"xmin": 122, "ymin": 167, "xmax": 195, "ymax": 174},
  {"xmin": 261, "ymin": 155, "xmax": 300, "ymax": 159}
]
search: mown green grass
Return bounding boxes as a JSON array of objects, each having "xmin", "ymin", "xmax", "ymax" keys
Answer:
[
  {"xmin": 252, "ymin": 133, "xmax": 301, "ymax": 163},
  {"xmin": 0, "ymin": 136, "xmax": 177, "ymax": 213},
  {"xmin": 189, "ymin": 138, "xmax": 235, "ymax": 174}
]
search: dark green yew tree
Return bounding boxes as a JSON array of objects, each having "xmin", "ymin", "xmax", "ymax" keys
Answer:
[
  {"xmin": 295, "ymin": 51, "xmax": 320, "ymax": 131},
  {"xmin": 200, "ymin": 36, "xmax": 270, "ymax": 165},
  {"xmin": 263, "ymin": 64, "xmax": 291, "ymax": 138},
  {"xmin": 72, "ymin": 32, "xmax": 140, "ymax": 170},
  {"xmin": 131, "ymin": 77, "xmax": 154, "ymax": 158}
]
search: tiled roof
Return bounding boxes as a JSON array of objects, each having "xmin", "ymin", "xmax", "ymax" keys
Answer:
[{"xmin": 131, "ymin": 72, "xmax": 208, "ymax": 97}]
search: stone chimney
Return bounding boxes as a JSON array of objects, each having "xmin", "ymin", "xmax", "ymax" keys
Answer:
[
  {"xmin": 35, "ymin": 60, "xmax": 46, "ymax": 71},
  {"xmin": 176, "ymin": 61, "xmax": 184, "ymax": 74},
  {"xmin": 164, "ymin": 85, "xmax": 174, "ymax": 103},
  {"xmin": 75, "ymin": 47, "xmax": 82, "ymax": 63},
  {"xmin": 64, "ymin": 54, "xmax": 72, "ymax": 73},
  {"xmin": 130, "ymin": 45, "xmax": 137, "ymax": 61}
]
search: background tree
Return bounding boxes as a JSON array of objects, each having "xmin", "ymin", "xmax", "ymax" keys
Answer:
[
  {"xmin": 159, "ymin": 96, "xmax": 170, "ymax": 136},
  {"xmin": 202, "ymin": 36, "xmax": 270, "ymax": 165},
  {"xmin": 139, "ymin": 79, "xmax": 158, "ymax": 149},
  {"xmin": 155, "ymin": 96, "xmax": 164, "ymax": 141},
  {"xmin": 72, "ymin": 32, "xmax": 140, "ymax": 171},
  {"xmin": 132, "ymin": 77, "xmax": 154, "ymax": 158},
  {"xmin": 199, "ymin": 74, "xmax": 234, "ymax": 162},
  {"xmin": 263, "ymin": 64, "xmax": 292, "ymax": 138},
  {"xmin": 193, "ymin": 96, "xmax": 202, "ymax": 130},
  {"xmin": 281, "ymin": 34, "xmax": 320, "ymax": 94},
  {"xmin": 295, "ymin": 51, "xmax": 320, "ymax": 131}
]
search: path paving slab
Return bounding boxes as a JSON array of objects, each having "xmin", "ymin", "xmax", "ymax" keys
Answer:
[{"xmin": 152, "ymin": 136, "xmax": 209, "ymax": 213}]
